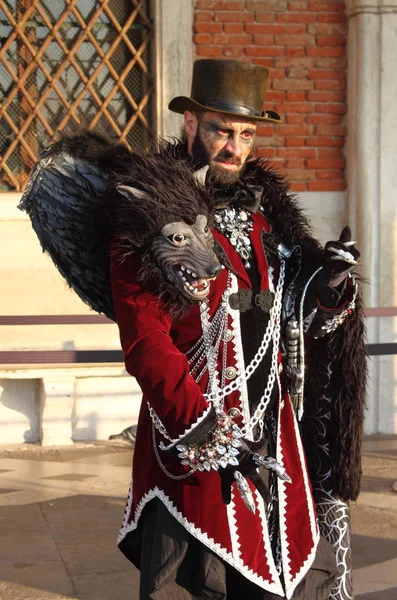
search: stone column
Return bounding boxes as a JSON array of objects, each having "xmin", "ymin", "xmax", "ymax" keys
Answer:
[
  {"xmin": 346, "ymin": 0, "xmax": 397, "ymax": 433},
  {"xmin": 154, "ymin": 0, "xmax": 194, "ymax": 139},
  {"xmin": 40, "ymin": 376, "xmax": 75, "ymax": 445}
]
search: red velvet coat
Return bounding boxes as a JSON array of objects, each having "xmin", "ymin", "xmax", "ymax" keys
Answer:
[{"xmin": 111, "ymin": 208, "xmax": 345, "ymax": 598}]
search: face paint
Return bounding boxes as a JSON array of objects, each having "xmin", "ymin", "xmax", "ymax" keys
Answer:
[{"xmin": 190, "ymin": 112, "xmax": 257, "ymax": 186}]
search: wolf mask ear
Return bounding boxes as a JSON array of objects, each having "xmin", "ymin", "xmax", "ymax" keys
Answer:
[
  {"xmin": 117, "ymin": 185, "xmax": 151, "ymax": 203},
  {"xmin": 194, "ymin": 166, "xmax": 209, "ymax": 187}
]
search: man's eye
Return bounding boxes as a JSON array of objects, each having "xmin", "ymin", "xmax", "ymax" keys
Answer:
[
  {"xmin": 169, "ymin": 233, "xmax": 185, "ymax": 244},
  {"xmin": 217, "ymin": 129, "xmax": 229, "ymax": 136},
  {"xmin": 241, "ymin": 132, "xmax": 253, "ymax": 140}
]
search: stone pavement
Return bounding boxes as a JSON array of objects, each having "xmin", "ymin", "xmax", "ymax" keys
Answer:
[{"xmin": 0, "ymin": 437, "xmax": 396, "ymax": 600}]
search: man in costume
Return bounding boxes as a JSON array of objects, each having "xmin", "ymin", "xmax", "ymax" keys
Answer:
[{"xmin": 112, "ymin": 59, "xmax": 366, "ymax": 600}]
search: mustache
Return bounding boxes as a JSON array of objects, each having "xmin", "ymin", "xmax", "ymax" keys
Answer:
[{"xmin": 213, "ymin": 151, "xmax": 241, "ymax": 166}]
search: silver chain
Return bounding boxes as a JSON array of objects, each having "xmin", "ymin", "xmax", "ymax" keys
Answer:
[
  {"xmin": 203, "ymin": 260, "xmax": 285, "ymax": 405},
  {"xmin": 152, "ymin": 423, "xmax": 196, "ymax": 480},
  {"xmin": 240, "ymin": 288, "xmax": 283, "ymax": 437}
]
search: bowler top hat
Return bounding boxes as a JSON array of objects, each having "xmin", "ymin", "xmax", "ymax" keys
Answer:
[{"xmin": 168, "ymin": 59, "xmax": 281, "ymax": 123}]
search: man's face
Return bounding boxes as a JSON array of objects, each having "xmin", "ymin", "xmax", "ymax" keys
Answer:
[{"xmin": 185, "ymin": 111, "xmax": 257, "ymax": 185}]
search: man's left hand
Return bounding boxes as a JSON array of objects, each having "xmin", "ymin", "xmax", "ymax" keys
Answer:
[{"xmin": 324, "ymin": 226, "xmax": 360, "ymax": 288}]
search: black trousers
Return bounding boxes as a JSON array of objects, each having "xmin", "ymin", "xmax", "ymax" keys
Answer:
[{"xmin": 119, "ymin": 499, "xmax": 337, "ymax": 600}]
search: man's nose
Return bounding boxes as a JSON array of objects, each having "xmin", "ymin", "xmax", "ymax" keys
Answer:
[{"xmin": 225, "ymin": 136, "xmax": 242, "ymax": 157}]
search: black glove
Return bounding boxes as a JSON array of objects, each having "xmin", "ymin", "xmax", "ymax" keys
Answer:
[
  {"xmin": 324, "ymin": 226, "xmax": 360, "ymax": 288},
  {"xmin": 219, "ymin": 441, "xmax": 272, "ymax": 506}
]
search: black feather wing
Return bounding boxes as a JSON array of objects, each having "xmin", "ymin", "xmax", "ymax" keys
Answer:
[{"xmin": 18, "ymin": 148, "xmax": 116, "ymax": 320}]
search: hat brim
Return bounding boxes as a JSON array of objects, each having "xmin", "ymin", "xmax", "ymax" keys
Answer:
[{"xmin": 168, "ymin": 96, "xmax": 282, "ymax": 124}]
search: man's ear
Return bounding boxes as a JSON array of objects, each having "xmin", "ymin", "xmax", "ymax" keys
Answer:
[{"xmin": 184, "ymin": 111, "xmax": 199, "ymax": 139}]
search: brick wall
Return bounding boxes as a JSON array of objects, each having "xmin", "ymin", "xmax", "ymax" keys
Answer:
[{"xmin": 193, "ymin": 0, "xmax": 347, "ymax": 192}]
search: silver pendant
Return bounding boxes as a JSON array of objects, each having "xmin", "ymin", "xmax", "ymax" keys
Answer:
[{"xmin": 214, "ymin": 207, "xmax": 253, "ymax": 267}]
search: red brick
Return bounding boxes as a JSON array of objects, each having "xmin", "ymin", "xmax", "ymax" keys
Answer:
[
  {"xmin": 290, "ymin": 182, "xmax": 306, "ymax": 192},
  {"xmin": 196, "ymin": 0, "xmax": 225, "ymax": 8},
  {"xmin": 252, "ymin": 12, "xmax": 276, "ymax": 23},
  {"xmin": 256, "ymin": 124, "xmax": 276, "ymax": 136},
  {"xmin": 278, "ymin": 147, "xmax": 316, "ymax": 158},
  {"xmin": 196, "ymin": 46, "xmax": 224, "ymax": 57},
  {"xmin": 287, "ymin": 91, "xmax": 306, "ymax": 101},
  {"xmin": 224, "ymin": 46, "xmax": 245, "ymax": 56},
  {"xmin": 194, "ymin": 22, "xmax": 223, "ymax": 33},
  {"xmin": 277, "ymin": 12, "xmax": 316, "ymax": 23},
  {"xmin": 275, "ymin": 102, "xmax": 313, "ymax": 113},
  {"xmin": 194, "ymin": 33, "xmax": 212, "ymax": 44},
  {"xmin": 286, "ymin": 47, "xmax": 306, "ymax": 57},
  {"xmin": 278, "ymin": 124, "xmax": 313, "ymax": 135},
  {"xmin": 212, "ymin": 33, "xmax": 252, "ymax": 44},
  {"xmin": 307, "ymin": 91, "xmax": 345, "ymax": 102},
  {"xmin": 251, "ymin": 57, "xmax": 273, "ymax": 67},
  {"xmin": 318, "ymin": 12, "xmax": 346, "ymax": 23},
  {"xmin": 268, "ymin": 159, "xmax": 287, "ymax": 170},
  {"xmin": 257, "ymin": 24, "xmax": 307, "ymax": 35},
  {"xmin": 245, "ymin": 46, "xmax": 283, "ymax": 57},
  {"xmin": 307, "ymin": 47, "xmax": 345, "ymax": 57},
  {"xmin": 275, "ymin": 34, "xmax": 316, "ymax": 46},
  {"xmin": 286, "ymin": 67, "xmax": 309, "ymax": 78},
  {"xmin": 214, "ymin": 11, "xmax": 255, "ymax": 22},
  {"xmin": 314, "ymin": 79, "xmax": 346, "ymax": 91},
  {"xmin": 224, "ymin": 0, "xmax": 246, "ymax": 7},
  {"xmin": 316, "ymin": 35, "xmax": 347, "ymax": 46},
  {"xmin": 306, "ymin": 114, "xmax": 343, "ymax": 124},
  {"xmin": 266, "ymin": 90, "xmax": 286, "ymax": 102},
  {"xmin": 255, "ymin": 32, "xmax": 282, "ymax": 43},
  {"xmin": 247, "ymin": 0, "xmax": 286, "ymax": 9},
  {"xmin": 224, "ymin": 23, "xmax": 244, "ymax": 33},
  {"xmin": 315, "ymin": 57, "xmax": 346, "ymax": 68},
  {"xmin": 307, "ymin": 158, "xmax": 345, "ymax": 168},
  {"xmin": 277, "ymin": 57, "xmax": 315, "ymax": 68},
  {"xmin": 308, "ymin": 2, "xmax": 345, "ymax": 10},
  {"xmin": 307, "ymin": 136, "xmax": 344, "ymax": 146},
  {"xmin": 307, "ymin": 69, "xmax": 346, "ymax": 80},
  {"xmin": 246, "ymin": 24, "xmax": 277, "ymax": 34},
  {"xmin": 285, "ymin": 137, "xmax": 306, "ymax": 146},
  {"xmin": 269, "ymin": 68, "xmax": 286, "ymax": 78},
  {"xmin": 272, "ymin": 79, "xmax": 314, "ymax": 91},
  {"xmin": 307, "ymin": 181, "xmax": 346, "ymax": 191},
  {"xmin": 255, "ymin": 136, "xmax": 286, "ymax": 147},
  {"xmin": 195, "ymin": 11, "xmax": 213, "ymax": 22},
  {"xmin": 315, "ymin": 169, "xmax": 344, "ymax": 180},
  {"xmin": 314, "ymin": 103, "xmax": 346, "ymax": 114},
  {"xmin": 286, "ymin": 158, "xmax": 305, "ymax": 168},
  {"xmin": 254, "ymin": 148, "xmax": 276, "ymax": 158},
  {"xmin": 288, "ymin": 1, "xmax": 309, "ymax": 9},
  {"xmin": 254, "ymin": 25, "xmax": 288, "ymax": 35},
  {"xmin": 315, "ymin": 124, "xmax": 346, "ymax": 136},
  {"xmin": 318, "ymin": 148, "xmax": 341, "ymax": 158},
  {"xmin": 286, "ymin": 114, "xmax": 305, "ymax": 124},
  {"xmin": 287, "ymin": 168, "xmax": 315, "ymax": 180},
  {"xmin": 308, "ymin": 23, "xmax": 347, "ymax": 36}
]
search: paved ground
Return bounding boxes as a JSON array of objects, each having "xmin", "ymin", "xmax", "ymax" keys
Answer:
[{"xmin": 0, "ymin": 436, "xmax": 396, "ymax": 599}]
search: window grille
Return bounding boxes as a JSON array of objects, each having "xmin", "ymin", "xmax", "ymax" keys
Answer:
[{"xmin": 0, "ymin": 0, "xmax": 155, "ymax": 191}]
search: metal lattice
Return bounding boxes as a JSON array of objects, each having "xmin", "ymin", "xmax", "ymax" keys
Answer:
[{"xmin": 0, "ymin": 0, "xmax": 155, "ymax": 191}]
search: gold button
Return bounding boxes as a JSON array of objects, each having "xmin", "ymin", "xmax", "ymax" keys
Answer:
[
  {"xmin": 225, "ymin": 366, "xmax": 237, "ymax": 380},
  {"xmin": 224, "ymin": 329, "xmax": 233, "ymax": 342}
]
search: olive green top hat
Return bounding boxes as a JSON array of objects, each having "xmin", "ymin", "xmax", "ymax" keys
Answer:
[{"xmin": 168, "ymin": 59, "xmax": 281, "ymax": 123}]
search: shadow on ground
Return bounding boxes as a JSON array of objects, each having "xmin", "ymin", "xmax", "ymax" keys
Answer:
[{"xmin": 0, "ymin": 494, "xmax": 139, "ymax": 600}]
